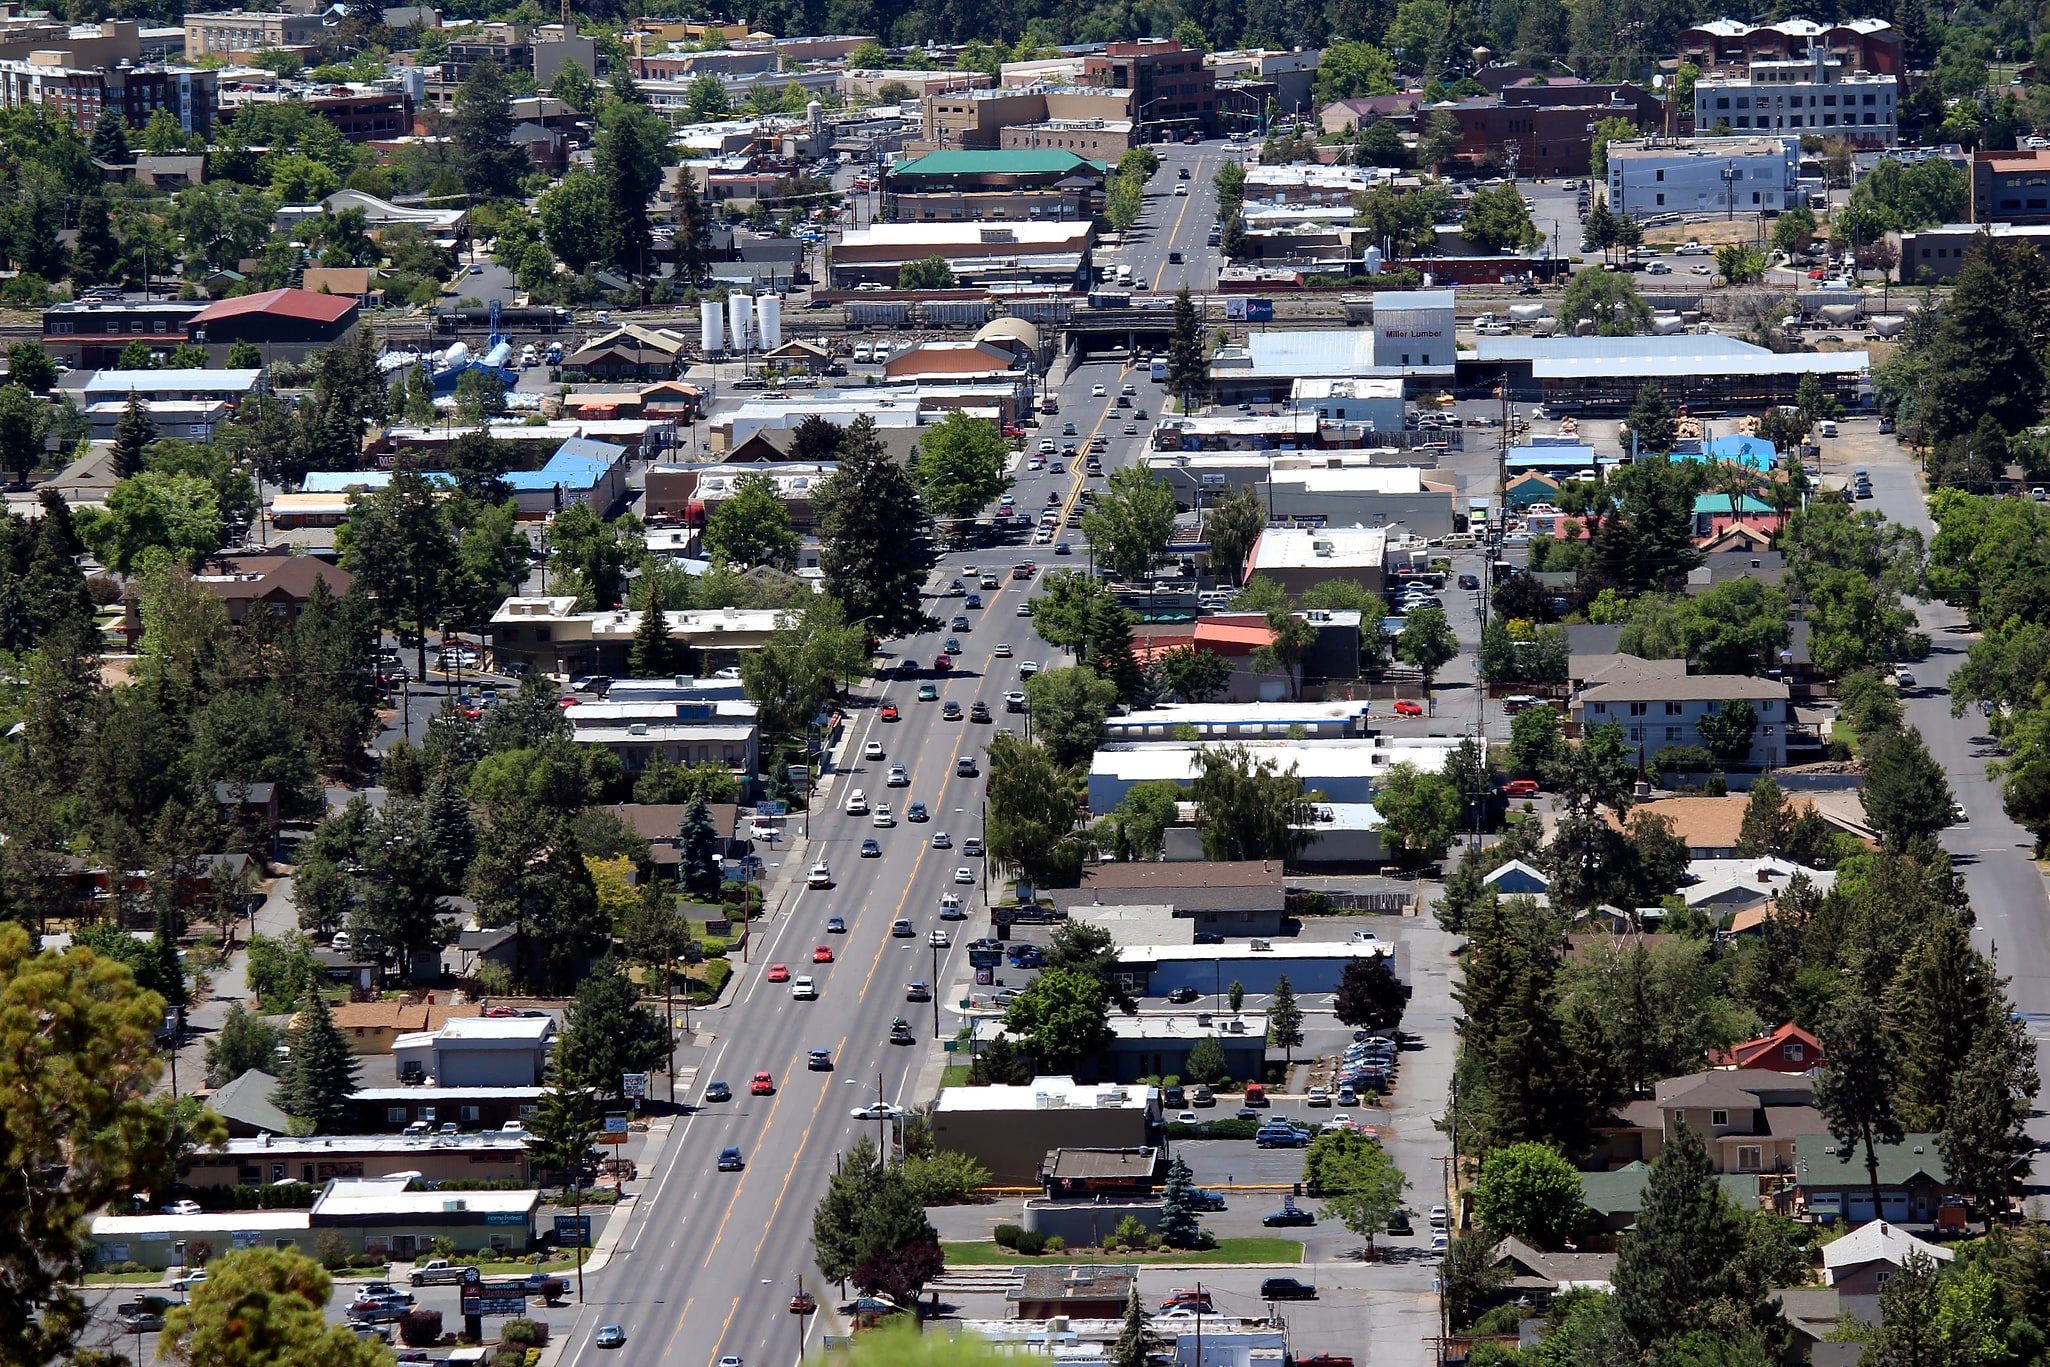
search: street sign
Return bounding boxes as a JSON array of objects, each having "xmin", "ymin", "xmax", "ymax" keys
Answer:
[
  {"xmin": 621, "ymin": 1073, "xmax": 648, "ymax": 1100},
  {"xmin": 554, "ymin": 1213, "xmax": 593, "ymax": 1247}
]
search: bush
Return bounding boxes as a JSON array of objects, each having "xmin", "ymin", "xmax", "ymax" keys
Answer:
[
  {"xmin": 1044, "ymin": 1235, "xmax": 1066, "ymax": 1253},
  {"xmin": 400, "ymin": 1310, "xmax": 444, "ymax": 1347},
  {"xmin": 993, "ymin": 1224, "xmax": 1022, "ymax": 1249},
  {"xmin": 1013, "ymin": 1229, "xmax": 1047, "ymax": 1255}
]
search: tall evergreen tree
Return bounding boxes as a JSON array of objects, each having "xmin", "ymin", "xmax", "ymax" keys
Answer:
[
  {"xmin": 813, "ymin": 414, "xmax": 936, "ymax": 639},
  {"xmin": 627, "ymin": 579, "xmax": 677, "ymax": 678},
  {"xmin": 678, "ymin": 798, "xmax": 720, "ymax": 900},
  {"xmin": 1157, "ymin": 1155, "xmax": 1203, "ymax": 1249},
  {"xmin": 1612, "ymin": 1120, "xmax": 1748, "ymax": 1351},
  {"xmin": 273, "ymin": 987, "xmax": 360, "ymax": 1134},
  {"xmin": 1815, "ymin": 990, "xmax": 1904, "ymax": 1220},
  {"xmin": 110, "ymin": 390, "xmax": 154, "ymax": 479}
]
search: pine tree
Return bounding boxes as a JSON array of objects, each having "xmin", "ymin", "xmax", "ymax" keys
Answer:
[
  {"xmin": 678, "ymin": 798, "xmax": 720, "ymax": 900},
  {"xmin": 1157, "ymin": 1155, "xmax": 1203, "ymax": 1248},
  {"xmin": 1268, "ymin": 974, "xmax": 1304, "ymax": 1064},
  {"xmin": 1815, "ymin": 990, "xmax": 1904, "ymax": 1222},
  {"xmin": 1883, "ymin": 918, "xmax": 1998, "ymax": 1130},
  {"xmin": 1612, "ymin": 1120, "xmax": 1747, "ymax": 1351},
  {"xmin": 273, "ymin": 987, "xmax": 361, "ymax": 1134},
  {"xmin": 627, "ymin": 579, "xmax": 677, "ymax": 678},
  {"xmin": 110, "ymin": 391, "xmax": 153, "ymax": 478},
  {"xmin": 1110, "ymin": 1283, "xmax": 1151, "ymax": 1367}
]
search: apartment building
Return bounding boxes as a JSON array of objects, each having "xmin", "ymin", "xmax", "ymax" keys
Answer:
[
  {"xmin": 1692, "ymin": 54, "xmax": 1897, "ymax": 146},
  {"xmin": 182, "ymin": 9, "xmax": 326, "ymax": 58}
]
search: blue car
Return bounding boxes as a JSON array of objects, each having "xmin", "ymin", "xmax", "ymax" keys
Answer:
[{"xmin": 826, "ymin": 915, "xmax": 847, "ymax": 933}]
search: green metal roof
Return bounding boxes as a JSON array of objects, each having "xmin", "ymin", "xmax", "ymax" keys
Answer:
[{"xmin": 891, "ymin": 150, "xmax": 1109, "ymax": 178}]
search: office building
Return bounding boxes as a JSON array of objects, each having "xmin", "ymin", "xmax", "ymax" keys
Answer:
[{"xmin": 1606, "ymin": 136, "xmax": 1802, "ymax": 217}]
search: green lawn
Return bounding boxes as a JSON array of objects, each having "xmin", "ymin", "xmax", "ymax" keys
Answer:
[{"xmin": 942, "ymin": 1239, "xmax": 1303, "ymax": 1266}]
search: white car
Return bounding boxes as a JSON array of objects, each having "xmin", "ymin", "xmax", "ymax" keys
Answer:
[
  {"xmin": 864, "ymin": 740, "xmax": 884, "ymax": 760},
  {"xmin": 928, "ymin": 929, "xmax": 950, "ymax": 947},
  {"xmin": 873, "ymin": 805, "xmax": 894, "ymax": 827},
  {"xmin": 791, "ymin": 976, "xmax": 818, "ymax": 1000},
  {"xmin": 886, "ymin": 764, "xmax": 909, "ymax": 786},
  {"xmin": 938, "ymin": 894, "xmax": 965, "ymax": 919},
  {"xmin": 954, "ymin": 866, "xmax": 975, "ymax": 884}
]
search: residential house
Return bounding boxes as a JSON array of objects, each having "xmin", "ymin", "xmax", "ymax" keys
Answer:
[
  {"xmin": 1682, "ymin": 856, "xmax": 1836, "ymax": 922},
  {"xmin": 1708, "ymin": 1021, "xmax": 1825, "ymax": 1073},
  {"xmin": 391, "ymin": 1014, "xmax": 555, "ymax": 1088},
  {"xmin": 1823, "ymin": 1220, "xmax": 1952, "ymax": 1291},
  {"xmin": 1579, "ymin": 1160, "xmax": 1763, "ymax": 1233},
  {"xmin": 326, "ymin": 999, "xmax": 484, "ymax": 1056},
  {"xmin": 1571, "ymin": 674, "xmax": 1793, "ymax": 767},
  {"xmin": 1789, "ymin": 1134, "xmax": 1952, "ymax": 1225},
  {"xmin": 1495, "ymin": 1237, "xmax": 1618, "ymax": 1297},
  {"xmin": 1597, "ymin": 1068, "xmax": 1828, "ymax": 1174},
  {"xmin": 205, "ymin": 1068, "xmax": 294, "ymax": 1137}
]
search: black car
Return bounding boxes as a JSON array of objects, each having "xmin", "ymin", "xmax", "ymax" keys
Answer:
[
  {"xmin": 860, "ymin": 839, "xmax": 881, "ymax": 857},
  {"xmin": 1263, "ymin": 1206, "xmax": 1316, "ymax": 1228},
  {"xmin": 1457, "ymin": 573, "xmax": 1480, "ymax": 590},
  {"xmin": 1260, "ymin": 1277, "xmax": 1318, "ymax": 1301}
]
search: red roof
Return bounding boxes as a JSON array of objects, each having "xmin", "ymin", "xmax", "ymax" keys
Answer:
[{"xmin": 192, "ymin": 288, "xmax": 359, "ymax": 326}]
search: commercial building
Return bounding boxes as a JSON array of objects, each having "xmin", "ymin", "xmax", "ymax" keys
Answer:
[
  {"xmin": 179, "ymin": 1130, "xmax": 532, "ymax": 1188},
  {"xmin": 828, "ymin": 220, "xmax": 1093, "ymax": 289},
  {"xmin": 91, "ymin": 1175, "xmax": 543, "ymax": 1267},
  {"xmin": 187, "ymin": 287, "xmax": 360, "ymax": 363},
  {"xmin": 42, "ymin": 299, "xmax": 205, "ymax": 369},
  {"xmin": 1893, "ymin": 220, "xmax": 2049, "ymax": 279},
  {"xmin": 930, "ymin": 1077, "xmax": 1159, "ymax": 1185},
  {"xmin": 0, "ymin": 53, "xmax": 218, "ymax": 134},
  {"xmin": 1605, "ymin": 136, "xmax": 1803, "ymax": 217},
  {"xmin": 1458, "ymin": 334, "xmax": 1868, "ymax": 409},
  {"xmin": 1111, "ymin": 941, "xmax": 1400, "ymax": 998},
  {"xmin": 1086, "ymin": 736, "xmax": 1463, "ymax": 810},
  {"xmin": 1242, "ymin": 525, "xmax": 1388, "ymax": 595},
  {"xmin": 182, "ymin": 9, "xmax": 326, "ymax": 57},
  {"xmin": 488, "ymin": 597, "xmax": 789, "ymax": 679},
  {"xmin": 1080, "ymin": 39, "xmax": 1214, "ymax": 138},
  {"xmin": 1691, "ymin": 57, "xmax": 1896, "ymax": 145},
  {"xmin": 1678, "ymin": 17, "xmax": 1902, "ymax": 79},
  {"xmin": 884, "ymin": 148, "xmax": 1108, "ymax": 222},
  {"xmin": 974, "ymin": 1013, "xmax": 1268, "ymax": 1086},
  {"xmin": 1971, "ymin": 149, "xmax": 2050, "ymax": 225}
]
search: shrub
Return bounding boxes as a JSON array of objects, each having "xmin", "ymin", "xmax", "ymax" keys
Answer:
[
  {"xmin": 1014, "ymin": 1229, "xmax": 1047, "ymax": 1255},
  {"xmin": 993, "ymin": 1224, "xmax": 1022, "ymax": 1249},
  {"xmin": 399, "ymin": 1310, "xmax": 444, "ymax": 1347},
  {"xmin": 1044, "ymin": 1235, "xmax": 1066, "ymax": 1253}
]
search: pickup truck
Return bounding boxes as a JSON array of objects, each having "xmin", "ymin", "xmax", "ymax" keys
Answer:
[{"xmin": 408, "ymin": 1259, "xmax": 471, "ymax": 1287}]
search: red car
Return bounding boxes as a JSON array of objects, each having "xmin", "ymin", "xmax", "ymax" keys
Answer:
[
  {"xmin": 1502, "ymin": 779, "xmax": 1540, "ymax": 797},
  {"xmin": 750, "ymin": 1071, "xmax": 775, "ymax": 1095},
  {"xmin": 812, "ymin": 945, "xmax": 834, "ymax": 963},
  {"xmin": 1392, "ymin": 699, "xmax": 1424, "ymax": 716},
  {"xmin": 880, "ymin": 703, "xmax": 900, "ymax": 722},
  {"xmin": 766, "ymin": 963, "xmax": 790, "ymax": 983}
]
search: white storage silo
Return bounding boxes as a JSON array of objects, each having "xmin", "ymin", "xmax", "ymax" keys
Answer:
[
  {"xmin": 756, "ymin": 292, "xmax": 783, "ymax": 351},
  {"xmin": 701, "ymin": 300, "xmax": 725, "ymax": 354},
  {"xmin": 728, "ymin": 292, "xmax": 753, "ymax": 352}
]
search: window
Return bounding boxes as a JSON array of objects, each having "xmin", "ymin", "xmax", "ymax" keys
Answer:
[{"xmin": 1710, "ymin": 1109, "xmax": 1729, "ymax": 1126}]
